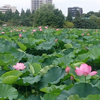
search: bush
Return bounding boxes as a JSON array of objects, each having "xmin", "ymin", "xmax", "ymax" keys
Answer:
[
  {"xmin": 64, "ymin": 21, "xmax": 74, "ymax": 28},
  {"xmin": 0, "ymin": 20, "xmax": 4, "ymax": 26},
  {"xmin": 73, "ymin": 19, "xmax": 98, "ymax": 29}
]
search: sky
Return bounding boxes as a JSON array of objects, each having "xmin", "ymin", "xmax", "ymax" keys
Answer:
[{"xmin": 0, "ymin": 0, "xmax": 100, "ymax": 16}]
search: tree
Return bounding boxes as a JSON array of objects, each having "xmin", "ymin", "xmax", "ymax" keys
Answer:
[
  {"xmin": 0, "ymin": 12, "xmax": 4, "ymax": 21},
  {"xmin": 89, "ymin": 14, "xmax": 97, "ymax": 22},
  {"xmin": 4, "ymin": 9, "xmax": 13, "ymax": 22},
  {"xmin": 12, "ymin": 10, "xmax": 20, "ymax": 25},
  {"xmin": 25, "ymin": 9, "xmax": 31, "ymax": 17},
  {"xmin": 34, "ymin": 4, "xmax": 65, "ymax": 28},
  {"xmin": 0, "ymin": 20, "xmax": 4, "ymax": 26},
  {"xmin": 67, "ymin": 11, "xmax": 72, "ymax": 21},
  {"xmin": 20, "ymin": 9, "xmax": 31, "ymax": 26},
  {"xmin": 75, "ymin": 11, "xmax": 80, "ymax": 19},
  {"xmin": 21, "ymin": 9, "xmax": 25, "ymax": 16},
  {"xmin": 96, "ymin": 17, "xmax": 100, "ymax": 28},
  {"xmin": 73, "ymin": 19, "xmax": 98, "ymax": 29},
  {"xmin": 53, "ymin": 9, "xmax": 65, "ymax": 27},
  {"xmin": 85, "ymin": 11, "xmax": 94, "ymax": 17}
]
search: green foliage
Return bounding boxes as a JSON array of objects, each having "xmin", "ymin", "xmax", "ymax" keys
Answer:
[
  {"xmin": 41, "ymin": 93, "xmax": 57, "ymax": 100},
  {"xmin": 56, "ymin": 83, "xmax": 100, "ymax": 100},
  {"xmin": 67, "ymin": 94, "xmax": 100, "ymax": 100},
  {"xmin": 73, "ymin": 19, "xmax": 98, "ymax": 29},
  {"xmin": 0, "ymin": 20, "xmax": 4, "ymax": 26},
  {"xmin": 40, "ymin": 67, "xmax": 65, "ymax": 88},
  {"xmin": 75, "ymin": 11, "xmax": 81, "ymax": 19},
  {"xmin": 64, "ymin": 21, "xmax": 74, "ymax": 28},
  {"xmin": 27, "ymin": 95, "xmax": 40, "ymax": 100},
  {"xmin": 22, "ymin": 75, "xmax": 41, "ymax": 84},
  {"xmin": 85, "ymin": 11, "xmax": 94, "ymax": 17},
  {"xmin": 89, "ymin": 14, "xmax": 97, "ymax": 22},
  {"xmin": 17, "ymin": 42, "xmax": 27, "ymax": 51},
  {"xmin": 96, "ymin": 17, "xmax": 100, "ymax": 28},
  {"xmin": 67, "ymin": 11, "xmax": 72, "ymax": 22},
  {"xmin": 0, "ymin": 27, "xmax": 100, "ymax": 99},
  {"xmin": 1, "ymin": 70, "xmax": 22, "ymax": 84},
  {"xmin": 34, "ymin": 4, "xmax": 65, "ymax": 28},
  {"xmin": 0, "ymin": 83, "xmax": 18, "ymax": 100}
]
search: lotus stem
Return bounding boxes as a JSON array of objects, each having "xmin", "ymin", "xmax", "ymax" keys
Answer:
[{"xmin": 85, "ymin": 76, "xmax": 86, "ymax": 83}]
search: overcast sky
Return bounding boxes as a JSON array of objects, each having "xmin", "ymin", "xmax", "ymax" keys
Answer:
[{"xmin": 0, "ymin": 0, "xmax": 100, "ymax": 16}]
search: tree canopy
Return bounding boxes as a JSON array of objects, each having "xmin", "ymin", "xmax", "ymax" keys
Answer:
[{"xmin": 34, "ymin": 4, "xmax": 65, "ymax": 28}]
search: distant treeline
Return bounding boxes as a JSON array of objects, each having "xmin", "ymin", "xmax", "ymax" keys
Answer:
[{"xmin": 0, "ymin": 4, "xmax": 100, "ymax": 29}]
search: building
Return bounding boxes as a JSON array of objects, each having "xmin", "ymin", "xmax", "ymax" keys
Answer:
[
  {"xmin": 0, "ymin": 5, "xmax": 16, "ymax": 13},
  {"xmin": 31, "ymin": 0, "xmax": 52, "ymax": 12},
  {"xmin": 68, "ymin": 7, "xmax": 83, "ymax": 18}
]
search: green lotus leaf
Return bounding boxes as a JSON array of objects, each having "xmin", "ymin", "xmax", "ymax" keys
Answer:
[
  {"xmin": 0, "ymin": 35, "xmax": 12, "ymax": 42},
  {"xmin": 26, "ymin": 95, "xmax": 40, "ymax": 100},
  {"xmin": 53, "ymin": 55, "xmax": 73, "ymax": 66},
  {"xmin": 1, "ymin": 70, "xmax": 22, "ymax": 84},
  {"xmin": 67, "ymin": 94, "xmax": 100, "ymax": 100},
  {"xmin": 67, "ymin": 95, "xmax": 81, "ymax": 100},
  {"xmin": 0, "ymin": 44, "xmax": 25, "ymax": 62},
  {"xmin": 56, "ymin": 83, "xmax": 100, "ymax": 100},
  {"xmin": 64, "ymin": 43, "xmax": 73, "ymax": 49},
  {"xmin": 41, "ymin": 93, "xmax": 57, "ymax": 100},
  {"xmin": 42, "ymin": 56, "xmax": 57, "ymax": 67},
  {"xmin": 22, "ymin": 75, "xmax": 41, "ymax": 84},
  {"xmin": 31, "ymin": 63, "xmax": 41, "ymax": 75},
  {"xmin": 40, "ymin": 85, "xmax": 70, "ymax": 96},
  {"xmin": 10, "ymin": 48, "xmax": 25, "ymax": 61},
  {"xmin": 0, "ymin": 53, "xmax": 18, "ymax": 67},
  {"xmin": 17, "ymin": 42, "xmax": 27, "ymax": 51},
  {"xmin": 54, "ymin": 30, "xmax": 62, "ymax": 35},
  {"xmin": 28, "ymin": 55, "xmax": 43, "ymax": 63},
  {"xmin": 75, "ymin": 53, "xmax": 89, "ymax": 62},
  {"xmin": 40, "ymin": 65, "xmax": 54, "ymax": 76},
  {"xmin": 0, "ymin": 83, "xmax": 18, "ymax": 100},
  {"xmin": 29, "ymin": 64, "xmax": 35, "ymax": 75},
  {"xmin": 83, "ymin": 94, "xmax": 100, "ymax": 100},
  {"xmin": 22, "ymin": 38, "xmax": 45, "ymax": 48},
  {"xmin": 14, "ymin": 94, "xmax": 26, "ymax": 100},
  {"xmin": 22, "ymin": 38, "xmax": 36, "ymax": 48},
  {"xmin": 89, "ymin": 47, "xmax": 100, "ymax": 60},
  {"xmin": 36, "ymin": 40, "xmax": 55, "ymax": 50},
  {"xmin": 39, "ymin": 67, "xmax": 65, "ymax": 88}
]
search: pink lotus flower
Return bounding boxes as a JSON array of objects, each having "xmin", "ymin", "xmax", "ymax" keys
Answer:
[
  {"xmin": 82, "ymin": 33, "xmax": 84, "ymax": 36},
  {"xmin": 55, "ymin": 39, "xmax": 58, "ymax": 42},
  {"xmin": 13, "ymin": 63, "xmax": 26, "ymax": 70},
  {"xmin": 70, "ymin": 75, "xmax": 74, "ymax": 81},
  {"xmin": 19, "ymin": 34, "xmax": 22, "ymax": 37},
  {"xmin": 39, "ymin": 26, "xmax": 42, "ymax": 29},
  {"xmin": 33, "ymin": 29, "xmax": 36, "ymax": 32},
  {"xmin": 96, "ymin": 30, "xmax": 98, "ymax": 32},
  {"xmin": 75, "ymin": 63, "xmax": 97, "ymax": 76},
  {"xmin": 87, "ymin": 33, "xmax": 89, "ymax": 35},
  {"xmin": 23, "ymin": 30, "xmax": 26, "ymax": 32},
  {"xmin": 65, "ymin": 66, "xmax": 70, "ymax": 73},
  {"xmin": 45, "ymin": 26, "xmax": 48, "ymax": 29},
  {"xmin": 40, "ymin": 29, "xmax": 42, "ymax": 31},
  {"xmin": 1, "ymin": 32, "xmax": 5, "ymax": 34},
  {"xmin": 56, "ymin": 29, "xmax": 59, "ymax": 31}
]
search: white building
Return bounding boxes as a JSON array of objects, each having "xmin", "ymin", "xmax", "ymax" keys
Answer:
[
  {"xmin": 31, "ymin": 0, "xmax": 52, "ymax": 12},
  {"xmin": 0, "ymin": 5, "xmax": 16, "ymax": 13}
]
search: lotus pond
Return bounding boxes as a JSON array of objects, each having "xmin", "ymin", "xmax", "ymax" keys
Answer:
[{"xmin": 0, "ymin": 26, "xmax": 100, "ymax": 100}]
